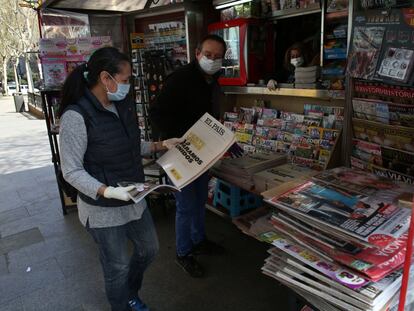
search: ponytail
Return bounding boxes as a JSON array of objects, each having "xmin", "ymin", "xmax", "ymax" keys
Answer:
[
  {"xmin": 59, "ymin": 47, "xmax": 130, "ymax": 117},
  {"xmin": 59, "ymin": 63, "xmax": 88, "ymax": 117}
]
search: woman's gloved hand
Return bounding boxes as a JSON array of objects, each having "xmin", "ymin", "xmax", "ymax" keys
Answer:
[
  {"xmin": 267, "ymin": 79, "xmax": 278, "ymax": 91},
  {"xmin": 162, "ymin": 137, "xmax": 185, "ymax": 150},
  {"xmin": 103, "ymin": 186, "xmax": 135, "ymax": 201},
  {"xmin": 228, "ymin": 143, "xmax": 244, "ymax": 158}
]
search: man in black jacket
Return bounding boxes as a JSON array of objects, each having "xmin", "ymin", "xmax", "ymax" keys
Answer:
[{"xmin": 150, "ymin": 35, "xmax": 227, "ymax": 278}]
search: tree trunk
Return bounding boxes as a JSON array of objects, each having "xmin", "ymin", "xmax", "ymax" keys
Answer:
[
  {"xmin": 25, "ymin": 55, "xmax": 34, "ymax": 92},
  {"xmin": 13, "ymin": 58, "xmax": 20, "ymax": 93},
  {"xmin": 3, "ymin": 57, "xmax": 8, "ymax": 95}
]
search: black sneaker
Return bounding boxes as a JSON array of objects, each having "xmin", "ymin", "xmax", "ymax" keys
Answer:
[
  {"xmin": 192, "ymin": 239, "xmax": 225, "ymax": 256},
  {"xmin": 175, "ymin": 254, "xmax": 205, "ymax": 278}
]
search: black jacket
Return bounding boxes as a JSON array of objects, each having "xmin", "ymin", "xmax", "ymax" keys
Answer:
[
  {"xmin": 67, "ymin": 89, "xmax": 144, "ymax": 207},
  {"xmin": 149, "ymin": 60, "xmax": 221, "ymax": 140}
]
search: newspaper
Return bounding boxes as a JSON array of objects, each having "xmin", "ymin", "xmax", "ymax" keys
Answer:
[
  {"xmin": 117, "ymin": 182, "xmax": 179, "ymax": 203},
  {"xmin": 157, "ymin": 113, "xmax": 235, "ymax": 189},
  {"xmin": 267, "ymin": 181, "xmax": 410, "ymax": 248},
  {"xmin": 267, "ymin": 248, "xmax": 403, "ymax": 306}
]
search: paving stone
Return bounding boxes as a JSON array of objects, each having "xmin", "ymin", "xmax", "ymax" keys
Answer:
[
  {"xmin": 55, "ymin": 246, "xmax": 99, "ymax": 278},
  {"xmin": 0, "ymin": 258, "xmax": 65, "ymax": 305},
  {"xmin": 0, "ymin": 228, "xmax": 44, "ymax": 254},
  {"xmin": 24, "ymin": 197, "xmax": 61, "ymax": 216},
  {"xmin": 0, "ymin": 296, "xmax": 24, "ymax": 311},
  {"xmin": 0, "ymin": 208, "xmax": 29, "ymax": 227},
  {"xmin": 0, "ymin": 255, "xmax": 8, "ymax": 276}
]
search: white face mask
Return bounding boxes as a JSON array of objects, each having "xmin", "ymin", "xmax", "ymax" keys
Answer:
[
  {"xmin": 290, "ymin": 57, "xmax": 304, "ymax": 68},
  {"xmin": 198, "ymin": 56, "xmax": 223, "ymax": 75}
]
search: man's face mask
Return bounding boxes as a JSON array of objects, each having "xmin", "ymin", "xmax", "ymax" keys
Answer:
[
  {"xmin": 106, "ymin": 74, "xmax": 130, "ymax": 101},
  {"xmin": 199, "ymin": 56, "xmax": 223, "ymax": 75}
]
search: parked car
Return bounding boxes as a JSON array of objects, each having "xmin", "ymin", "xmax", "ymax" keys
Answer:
[{"xmin": 7, "ymin": 84, "xmax": 17, "ymax": 95}]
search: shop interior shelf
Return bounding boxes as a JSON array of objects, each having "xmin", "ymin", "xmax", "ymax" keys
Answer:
[
  {"xmin": 270, "ymin": 4, "xmax": 321, "ymax": 20},
  {"xmin": 325, "ymin": 10, "xmax": 349, "ymax": 21},
  {"xmin": 222, "ymin": 86, "xmax": 344, "ymax": 100}
]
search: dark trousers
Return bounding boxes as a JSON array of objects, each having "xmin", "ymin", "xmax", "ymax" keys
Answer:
[
  {"xmin": 174, "ymin": 173, "xmax": 210, "ymax": 256},
  {"xmin": 87, "ymin": 208, "xmax": 159, "ymax": 311}
]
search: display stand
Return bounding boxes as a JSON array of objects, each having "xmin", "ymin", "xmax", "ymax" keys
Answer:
[{"xmin": 40, "ymin": 89, "xmax": 76, "ymax": 215}]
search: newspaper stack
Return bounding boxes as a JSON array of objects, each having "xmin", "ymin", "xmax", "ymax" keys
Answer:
[
  {"xmin": 253, "ymin": 163, "xmax": 317, "ymax": 193},
  {"xmin": 211, "ymin": 153, "xmax": 287, "ymax": 190},
  {"xmin": 295, "ymin": 66, "xmax": 320, "ymax": 89},
  {"xmin": 232, "ymin": 167, "xmax": 413, "ymax": 311}
]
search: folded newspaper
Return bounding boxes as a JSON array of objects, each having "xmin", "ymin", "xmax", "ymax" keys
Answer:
[
  {"xmin": 117, "ymin": 182, "xmax": 179, "ymax": 203},
  {"xmin": 157, "ymin": 113, "xmax": 236, "ymax": 189}
]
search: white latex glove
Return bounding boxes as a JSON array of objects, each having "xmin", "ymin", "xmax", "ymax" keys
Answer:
[
  {"xmin": 103, "ymin": 186, "xmax": 135, "ymax": 201},
  {"xmin": 267, "ymin": 79, "xmax": 278, "ymax": 91},
  {"xmin": 162, "ymin": 137, "xmax": 185, "ymax": 150}
]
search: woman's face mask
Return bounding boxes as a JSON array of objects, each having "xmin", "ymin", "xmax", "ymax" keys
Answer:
[
  {"xmin": 106, "ymin": 74, "xmax": 130, "ymax": 101},
  {"xmin": 290, "ymin": 57, "xmax": 304, "ymax": 68},
  {"xmin": 199, "ymin": 56, "xmax": 223, "ymax": 75}
]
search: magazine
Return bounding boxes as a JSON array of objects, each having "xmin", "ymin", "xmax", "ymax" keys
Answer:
[
  {"xmin": 313, "ymin": 166, "xmax": 413, "ymax": 208},
  {"xmin": 352, "ymin": 118, "xmax": 414, "ymax": 153},
  {"xmin": 264, "ymin": 260, "xmax": 370, "ymax": 310},
  {"xmin": 352, "ymin": 98, "xmax": 389, "ymax": 123},
  {"xmin": 267, "ymin": 180, "xmax": 410, "ymax": 248},
  {"xmin": 157, "ymin": 113, "xmax": 235, "ymax": 189},
  {"xmin": 270, "ymin": 213, "xmax": 406, "ymax": 281},
  {"xmin": 352, "ymin": 139, "xmax": 383, "ymax": 166},
  {"xmin": 117, "ymin": 182, "xmax": 179, "ymax": 203},
  {"xmin": 266, "ymin": 233, "xmax": 370, "ymax": 290},
  {"xmin": 266, "ymin": 249, "xmax": 403, "ymax": 309},
  {"xmin": 347, "ymin": 26, "xmax": 385, "ymax": 80}
]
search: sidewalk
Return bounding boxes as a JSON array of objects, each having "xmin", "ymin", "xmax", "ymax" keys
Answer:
[{"xmin": 0, "ymin": 96, "xmax": 289, "ymax": 311}]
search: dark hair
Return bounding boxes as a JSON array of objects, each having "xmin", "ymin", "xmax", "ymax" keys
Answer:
[
  {"xmin": 197, "ymin": 34, "xmax": 227, "ymax": 56},
  {"xmin": 59, "ymin": 47, "xmax": 130, "ymax": 117}
]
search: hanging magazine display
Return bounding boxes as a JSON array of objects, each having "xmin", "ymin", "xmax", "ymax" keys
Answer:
[{"xmin": 348, "ymin": 9, "xmax": 414, "ymax": 86}]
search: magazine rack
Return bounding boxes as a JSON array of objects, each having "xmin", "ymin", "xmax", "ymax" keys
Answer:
[{"xmin": 40, "ymin": 89, "xmax": 76, "ymax": 215}]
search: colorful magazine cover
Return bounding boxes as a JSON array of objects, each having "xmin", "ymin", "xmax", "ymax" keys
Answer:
[
  {"xmin": 268, "ymin": 233, "xmax": 370, "ymax": 290},
  {"xmin": 270, "ymin": 214, "xmax": 407, "ymax": 281},
  {"xmin": 347, "ymin": 26, "xmax": 385, "ymax": 80},
  {"xmin": 268, "ymin": 180, "xmax": 410, "ymax": 248},
  {"xmin": 352, "ymin": 139, "xmax": 383, "ymax": 166}
]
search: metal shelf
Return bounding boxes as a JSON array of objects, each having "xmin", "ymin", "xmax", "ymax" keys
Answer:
[
  {"xmin": 222, "ymin": 86, "xmax": 345, "ymax": 100},
  {"xmin": 271, "ymin": 5, "xmax": 321, "ymax": 20}
]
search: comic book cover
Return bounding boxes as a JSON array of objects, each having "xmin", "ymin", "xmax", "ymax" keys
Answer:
[
  {"xmin": 308, "ymin": 127, "xmax": 324, "ymax": 139},
  {"xmin": 347, "ymin": 26, "xmax": 385, "ymax": 79},
  {"xmin": 267, "ymin": 180, "xmax": 410, "ymax": 247}
]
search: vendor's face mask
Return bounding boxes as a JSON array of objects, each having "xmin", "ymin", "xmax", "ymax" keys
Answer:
[
  {"xmin": 106, "ymin": 74, "xmax": 130, "ymax": 101},
  {"xmin": 290, "ymin": 57, "xmax": 304, "ymax": 68},
  {"xmin": 199, "ymin": 56, "xmax": 223, "ymax": 75}
]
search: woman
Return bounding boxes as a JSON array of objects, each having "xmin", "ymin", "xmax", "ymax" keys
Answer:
[{"xmin": 59, "ymin": 47, "xmax": 181, "ymax": 311}]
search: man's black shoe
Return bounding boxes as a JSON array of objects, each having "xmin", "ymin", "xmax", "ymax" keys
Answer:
[
  {"xmin": 175, "ymin": 254, "xmax": 205, "ymax": 278},
  {"xmin": 192, "ymin": 239, "xmax": 225, "ymax": 255}
]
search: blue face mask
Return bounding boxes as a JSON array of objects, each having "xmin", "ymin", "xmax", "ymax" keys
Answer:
[{"xmin": 106, "ymin": 74, "xmax": 130, "ymax": 101}]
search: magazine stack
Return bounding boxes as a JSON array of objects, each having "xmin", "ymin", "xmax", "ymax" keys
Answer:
[{"xmin": 233, "ymin": 167, "xmax": 413, "ymax": 311}]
